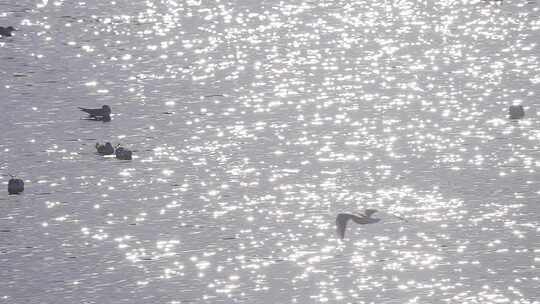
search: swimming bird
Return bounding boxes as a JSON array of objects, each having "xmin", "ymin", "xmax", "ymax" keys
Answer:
[
  {"xmin": 8, "ymin": 177, "xmax": 24, "ymax": 195},
  {"xmin": 79, "ymin": 105, "xmax": 111, "ymax": 119},
  {"xmin": 115, "ymin": 147, "xmax": 132, "ymax": 160},
  {"xmin": 508, "ymin": 105, "xmax": 525, "ymax": 120},
  {"xmin": 336, "ymin": 209, "xmax": 380, "ymax": 239},
  {"xmin": 95, "ymin": 142, "xmax": 115, "ymax": 155},
  {"xmin": 0, "ymin": 26, "xmax": 15, "ymax": 37}
]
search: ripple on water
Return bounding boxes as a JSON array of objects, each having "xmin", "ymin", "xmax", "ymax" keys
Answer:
[{"xmin": 1, "ymin": 0, "xmax": 540, "ymax": 303}]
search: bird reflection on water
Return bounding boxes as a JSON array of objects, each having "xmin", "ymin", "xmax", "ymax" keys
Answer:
[{"xmin": 336, "ymin": 209, "xmax": 380, "ymax": 239}]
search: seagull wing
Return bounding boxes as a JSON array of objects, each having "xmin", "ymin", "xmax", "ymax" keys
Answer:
[
  {"xmin": 336, "ymin": 213, "xmax": 351, "ymax": 239},
  {"xmin": 364, "ymin": 209, "xmax": 378, "ymax": 218}
]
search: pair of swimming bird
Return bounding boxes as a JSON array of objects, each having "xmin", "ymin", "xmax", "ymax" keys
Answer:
[
  {"xmin": 81, "ymin": 106, "xmax": 132, "ymax": 160},
  {"xmin": 95, "ymin": 142, "xmax": 132, "ymax": 160},
  {"xmin": 79, "ymin": 105, "xmax": 111, "ymax": 122}
]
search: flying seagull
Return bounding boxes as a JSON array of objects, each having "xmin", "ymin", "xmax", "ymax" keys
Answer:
[
  {"xmin": 336, "ymin": 209, "xmax": 380, "ymax": 239},
  {"xmin": 79, "ymin": 105, "xmax": 111, "ymax": 120}
]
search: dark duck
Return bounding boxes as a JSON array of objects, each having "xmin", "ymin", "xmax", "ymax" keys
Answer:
[
  {"xmin": 115, "ymin": 147, "xmax": 132, "ymax": 160},
  {"xmin": 508, "ymin": 105, "xmax": 525, "ymax": 120},
  {"xmin": 96, "ymin": 142, "xmax": 115, "ymax": 155},
  {"xmin": 0, "ymin": 26, "xmax": 15, "ymax": 37},
  {"xmin": 8, "ymin": 177, "xmax": 24, "ymax": 195}
]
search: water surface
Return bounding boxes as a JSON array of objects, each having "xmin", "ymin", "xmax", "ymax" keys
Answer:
[{"xmin": 1, "ymin": 0, "xmax": 540, "ymax": 303}]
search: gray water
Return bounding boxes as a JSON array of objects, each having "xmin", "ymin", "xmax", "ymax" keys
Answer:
[{"xmin": 1, "ymin": 0, "xmax": 540, "ymax": 303}]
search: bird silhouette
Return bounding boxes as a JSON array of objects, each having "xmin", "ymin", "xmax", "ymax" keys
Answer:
[
  {"xmin": 336, "ymin": 209, "xmax": 380, "ymax": 239},
  {"xmin": 0, "ymin": 26, "xmax": 15, "ymax": 37},
  {"xmin": 8, "ymin": 177, "xmax": 24, "ymax": 195},
  {"xmin": 115, "ymin": 147, "xmax": 132, "ymax": 160},
  {"xmin": 95, "ymin": 142, "xmax": 115, "ymax": 155},
  {"xmin": 508, "ymin": 105, "xmax": 525, "ymax": 120},
  {"xmin": 79, "ymin": 105, "xmax": 111, "ymax": 120}
]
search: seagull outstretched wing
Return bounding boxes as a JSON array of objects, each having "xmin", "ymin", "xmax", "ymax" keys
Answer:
[
  {"xmin": 336, "ymin": 209, "xmax": 380, "ymax": 239},
  {"xmin": 363, "ymin": 209, "xmax": 378, "ymax": 218},
  {"xmin": 336, "ymin": 213, "xmax": 353, "ymax": 239}
]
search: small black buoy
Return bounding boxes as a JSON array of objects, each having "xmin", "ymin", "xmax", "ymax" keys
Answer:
[
  {"xmin": 509, "ymin": 105, "xmax": 525, "ymax": 120},
  {"xmin": 8, "ymin": 178, "xmax": 24, "ymax": 195},
  {"xmin": 115, "ymin": 147, "xmax": 132, "ymax": 160}
]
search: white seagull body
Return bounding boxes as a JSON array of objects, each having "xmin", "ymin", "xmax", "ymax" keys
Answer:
[{"xmin": 336, "ymin": 209, "xmax": 380, "ymax": 239}]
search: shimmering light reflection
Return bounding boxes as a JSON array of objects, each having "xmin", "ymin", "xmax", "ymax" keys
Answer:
[{"xmin": 2, "ymin": 0, "xmax": 540, "ymax": 303}]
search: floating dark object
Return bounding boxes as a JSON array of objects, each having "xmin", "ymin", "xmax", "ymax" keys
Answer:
[
  {"xmin": 509, "ymin": 105, "xmax": 525, "ymax": 120},
  {"xmin": 79, "ymin": 105, "xmax": 111, "ymax": 121},
  {"xmin": 0, "ymin": 26, "xmax": 15, "ymax": 37},
  {"xmin": 336, "ymin": 209, "xmax": 380, "ymax": 239},
  {"xmin": 8, "ymin": 178, "xmax": 24, "ymax": 195},
  {"xmin": 96, "ymin": 142, "xmax": 115, "ymax": 155},
  {"xmin": 115, "ymin": 147, "xmax": 132, "ymax": 160}
]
